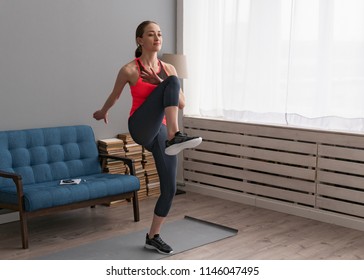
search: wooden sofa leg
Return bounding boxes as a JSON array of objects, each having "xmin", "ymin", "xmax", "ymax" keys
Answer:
[
  {"xmin": 19, "ymin": 212, "xmax": 29, "ymax": 249},
  {"xmin": 133, "ymin": 191, "xmax": 140, "ymax": 222}
]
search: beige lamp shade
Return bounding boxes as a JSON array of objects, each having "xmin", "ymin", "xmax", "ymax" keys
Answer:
[{"xmin": 161, "ymin": 53, "xmax": 188, "ymax": 79}]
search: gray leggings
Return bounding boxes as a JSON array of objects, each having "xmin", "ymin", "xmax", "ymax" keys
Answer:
[{"xmin": 128, "ymin": 76, "xmax": 180, "ymax": 217}]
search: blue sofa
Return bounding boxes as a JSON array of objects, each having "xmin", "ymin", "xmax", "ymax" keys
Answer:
[{"xmin": 0, "ymin": 125, "xmax": 140, "ymax": 249}]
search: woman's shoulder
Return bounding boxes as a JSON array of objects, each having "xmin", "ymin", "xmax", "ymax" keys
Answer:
[
  {"xmin": 122, "ymin": 59, "xmax": 138, "ymax": 72},
  {"xmin": 113, "ymin": 59, "xmax": 139, "ymax": 85},
  {"xmin": 118, "ymin": 59, "xmax": 139, "ymax": 79}
]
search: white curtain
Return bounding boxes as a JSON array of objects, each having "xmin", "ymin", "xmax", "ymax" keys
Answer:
[{"xmin": 183, "ymin": 0, "xmax": 364, "ymax": 133}]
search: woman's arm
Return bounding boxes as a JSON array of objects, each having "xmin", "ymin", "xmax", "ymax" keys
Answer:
[{"xmin": 93, "ymin": 65, "xmax": 130, "ymax": 123}]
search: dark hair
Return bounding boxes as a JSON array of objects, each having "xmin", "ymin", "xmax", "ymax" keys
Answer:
[{"xmin": 135, "ymin": 20, "xmax": 158, "ymax": 58}]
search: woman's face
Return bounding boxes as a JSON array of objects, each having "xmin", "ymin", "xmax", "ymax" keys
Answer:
[{"xmin": 138, "ymin": 23, "xmax": 163, "ymax": 53}]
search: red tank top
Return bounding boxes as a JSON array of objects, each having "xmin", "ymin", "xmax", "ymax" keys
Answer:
[{"xmin": 129, "ymin": 58, "xmax": 169, "ymax": 124}]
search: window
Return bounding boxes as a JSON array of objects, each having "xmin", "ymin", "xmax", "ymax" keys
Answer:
[{"xmin": 183, "ymin": 0, "xmax": 364, "ymax": 133}]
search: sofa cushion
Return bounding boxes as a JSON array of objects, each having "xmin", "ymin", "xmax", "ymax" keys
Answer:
[
  {"xmin": 0, "ymin": 173, "xmax": 140, "ymax": 212},
  {"xmin": 0, "ymin": 126, "xmax": 102, "ymax": 187}
]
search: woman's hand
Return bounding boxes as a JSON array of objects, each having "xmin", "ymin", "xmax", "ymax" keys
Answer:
[
  {"xmin": 140, "ymin": 67, "xmax": 163, "ymax": 85},
  {"xmin": 93, "ymin": 109, "xmax": 108, "ymax": 124}
]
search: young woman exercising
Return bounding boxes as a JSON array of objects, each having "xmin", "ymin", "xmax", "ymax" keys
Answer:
[{"xmin": 93, "ymin": 20, "xmax": 202, "ymax": 254}]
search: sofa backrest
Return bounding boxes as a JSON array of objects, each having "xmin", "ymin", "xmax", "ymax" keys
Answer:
[{"xmin": 0, "ymin": 125, "xmax": 101, "ymax": 186}]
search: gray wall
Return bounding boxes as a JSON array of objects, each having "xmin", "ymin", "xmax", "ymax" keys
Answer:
[{"xmin": 0, "ymin": 0, "xmax": 176, "ymax": 140}]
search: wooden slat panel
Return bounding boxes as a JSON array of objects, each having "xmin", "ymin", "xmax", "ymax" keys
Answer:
[
  {"xmin": 317, "ymin": 184, "xmax": 364, "ymax": 204},
  {"xmin": 184, "ymin": 128, "xmax": 317, "ymax": 154},
  {"xmin": 317, "ymin": 197, "xmax": 364, "ymax": 218},
  {"xmin": 184, "ymin": 116, "xmax": 364, "ymax": 226},
  {"xmin": 318, "ymin": 145, "xmax": 364, "ymax": 161},
  {"xmin": 184, "ymin": 170, "xmax": 255, "ymax": 193},
  {"xmin": 318, "ymin": 157, "xmax": 364, "ymax": 176},
  {"xmin": 254, "ymin": 185, "xmax": 315, "ymax": 205},
  {"xmin": 185, "ymin": 150, "xmax": 316, "ymax": 181},
  {"xmin": 184, "ymin": 116, "xmax": 364, "ymax": 149},
  {"xmin": 184, "ymin": 161, "xmax": 315, "ymax": 193},
  {"xmin": 184, "ymin": 170, "xmax": 315, "ymax": 205},
  {"xmin": 196, "ymin": 141, "xmax": 317, "ymax": 167},
  {"xmin": 317, "ymin": 170, "xmax": 364, "ymax": 191}
]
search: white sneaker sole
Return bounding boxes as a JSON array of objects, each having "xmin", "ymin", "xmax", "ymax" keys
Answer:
[
  {"xmin": 165, "ymin": 137, "xmax": 202, "ymax": 156},
  {"xmin": 145, "ymin": 244, "xmax": 173, "ymax": 255}
]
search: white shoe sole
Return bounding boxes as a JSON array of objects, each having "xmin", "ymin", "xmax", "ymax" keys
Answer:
[
  {"xmin": 145, "ymin": 244, "xmax": 173, "ymax": 255},
  {"xmin": 165, "ymin": 137, "xmax": 202, "ymax": 156}
]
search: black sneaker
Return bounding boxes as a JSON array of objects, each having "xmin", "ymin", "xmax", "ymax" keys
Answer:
[
  {"xmin": 165, "ymin": 131, "xmax": 202, "ymax": 155},
  {"xmin": 145, "ymin": 233, "xmax": 173, "ymax": 255}
]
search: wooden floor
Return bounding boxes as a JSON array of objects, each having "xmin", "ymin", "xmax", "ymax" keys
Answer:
[{"xmin": 1, "ymin": 191, "xmax": 364, "ymax": 260}]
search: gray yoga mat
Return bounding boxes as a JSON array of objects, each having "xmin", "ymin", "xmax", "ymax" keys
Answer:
[{"xmin": 37, "ymin": 216, "xmax": 238, "ymax": 260}]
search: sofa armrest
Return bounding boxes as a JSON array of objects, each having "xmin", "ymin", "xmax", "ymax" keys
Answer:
[
  {"xmin": 0, "ymin": 170, "xmax": 22, "ymax": 181},
  {"xmin": 0, "ymin": 170, "xmax": 25, "ymax": 210},
  {"xmin": 98, "ymin": 154, "xmax": 136, "ymax": 176}
]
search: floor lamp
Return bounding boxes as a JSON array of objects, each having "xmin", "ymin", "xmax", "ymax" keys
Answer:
[
  {"xmin": 161, "ymin": 53, "xmax": 188, "ymax": 79},
  {"xmin": 161, "ymin": 53, "xmax": 188, "ymax": 195}
]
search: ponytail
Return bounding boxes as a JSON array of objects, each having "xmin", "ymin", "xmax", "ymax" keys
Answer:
[{"xmin": 135, "ymin": 45, "xmax": 142, "ymax": 58}]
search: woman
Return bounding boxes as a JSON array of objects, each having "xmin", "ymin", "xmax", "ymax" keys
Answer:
[{"xmin": 93, "ymin": 20, "xmax": 202, "ymax": 254}]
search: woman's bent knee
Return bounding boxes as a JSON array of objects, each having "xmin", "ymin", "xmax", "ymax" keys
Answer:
[{"xmin": 164, "ymin": 75, "xmax": 180, "ymax": 88}]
